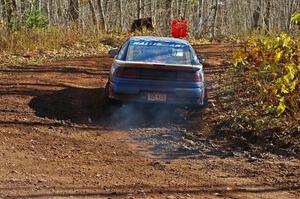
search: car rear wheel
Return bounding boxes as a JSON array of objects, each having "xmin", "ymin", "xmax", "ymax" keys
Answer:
[
  {"xmin": 202, "ymin": 88, "xmax": 208, "ymax": 108},
  {"xmin": 186, "ymin": 89, "xmax": 208, "ymax": 112},
  {"xmin": 104, "ymin": 83, "xmax": 122, "ymax": 107}
]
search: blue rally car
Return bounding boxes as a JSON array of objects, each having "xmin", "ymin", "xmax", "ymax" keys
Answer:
[{"xmin": 105, "ymin": 36, "xmax": 207, "ymax": 107}]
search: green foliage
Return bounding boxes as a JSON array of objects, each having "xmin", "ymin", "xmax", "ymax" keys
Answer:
[
  {"xmin": 232, "ymin": 34, "xmax": 299, "ymax": 117},
  {"xmin": 24, "ymin": 7, "xmax": 49, "ymax": 29},
  {"xmin": 9, "ymin": 7, "xmax": 48, "ymax": 31},
  {"xmin": 10, "ymin": 17, "xmax": 23, "ymax": 32},
  {"xmin": 291, "ymin": 13, "xmax": 300, "ymax": 25},
  {"xmin": 187, "ymin": 0, "xmax": 199, "ymax": 5}
]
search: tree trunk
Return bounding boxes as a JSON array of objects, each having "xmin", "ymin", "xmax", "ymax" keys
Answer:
[
  {"xmin": 119, "ymin": 0, "xmax": 123, "ymax": 32},
  {"xmin": 196, "ymin": 0, "xmax": 205, "ymax": 37},
  {"xmin": 11, "ymin": 0, "xmax": 16, "ymax": 13},
  {"xmin": 20, "ymin": 0, "xmax": 26, "ymax": 16},
  {"xmin": 162, "ymin": 0, "xmax": 172, "ymax": 36},
  {"xmin": 88, "ymin": 0, "xmax": 97, "ymax": 25},
  {"xmin": 0, "ymin": 0, "xmax": 6, "ymax": 20},
  {"xmin": 141, "ymin": 0, "xmax": 144, "ymax": 18},
  {"xmin": 69, "ymin": 0, "xmax": 79, "ymax": 22},
  {"xmin": 252, "ymin": 1, "xmax": 261, "ymax": 30},
  {"xmin": 177, "ymin": 0, "xmax": 182, "ymax": 18},
  {"xmin": 40, "ymin": 0, "xmax": 48, "ymax": 18},
  {"xmin": 182, "ymin": 0, "xmax": 187, "ymax": 19},
  {"xmin": 211, "ymin": 0, "xmax": 218, "ymax": 38},
  {"xmin": 4, "ymin": 0, "xmax": 13, "ymax": 30},
  {"xmin": 265, "ymin": 0, "xmax": 271, "ymax": 32},
  {"xmin": 137, "ymin": 0, "xmax": 142, "ymax": 19},
  {"xmin": 97, "ymin": 0, "xmax": 106, "ymax": 31}
]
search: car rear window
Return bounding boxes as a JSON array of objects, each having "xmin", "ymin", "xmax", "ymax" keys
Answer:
[{"xmin": 125, "ymin": 41, "xmax": 196, "ymax": 65}]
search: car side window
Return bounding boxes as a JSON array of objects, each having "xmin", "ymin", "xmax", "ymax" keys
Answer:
[
  {"xmin": 116, "ymin": 40, "xmax": 129, "ymax": 61},
  {"xmin": 190, "ymin": 47, "xmax": 200, "ymax": 65}
]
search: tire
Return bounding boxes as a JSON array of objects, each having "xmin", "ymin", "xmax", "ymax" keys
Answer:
[
  {"xmin": 104, "ymin": 83, "xmax": 122, "ymax": 107},
  {"xmin": 104, "ymin": 83, "xmax": 110, "ymax": 101},
  {"xmin": 186, "ymin": 89, "xmax": 208, "ymax": 112},
  {"xmin": 202, "ymin": 88, "xmax": 208, "ymax": 108}
]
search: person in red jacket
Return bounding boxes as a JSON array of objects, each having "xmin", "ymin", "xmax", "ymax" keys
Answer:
[{"xmin": 171, "ymin": 19, "xmax": 188, "ymax": 39}]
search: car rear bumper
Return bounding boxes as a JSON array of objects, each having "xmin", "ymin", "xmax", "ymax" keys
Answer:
[{"xmin": 108, "ymin": 78, "xmax": 206, "ymax": 105}]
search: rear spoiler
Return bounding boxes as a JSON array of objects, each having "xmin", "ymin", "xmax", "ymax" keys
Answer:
[{"xmin": 114, "ymin": 60, "xmax": 201, "ymax": 72}]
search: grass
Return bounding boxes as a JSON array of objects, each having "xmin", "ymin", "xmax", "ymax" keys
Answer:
[
  {"xmin": 2, "ymin": 26, "xmax": 109, "ymax": 52},
  {"xmin": 0, "ymin": 26, "xmax": 132, "ymax": 66},
  {"xmin": 0, "ymin": 25, "xmax": 236, "ymax": 67}
]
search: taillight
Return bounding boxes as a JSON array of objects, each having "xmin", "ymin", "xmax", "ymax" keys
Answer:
[
  {"xmin": 194, "ymin": 73, "xmax": 203, "ymax": 82},
  {"xmin": 177, "ymin": 71, "xmax": 203, "ymax": 82},
  {"xmin": 114, "ymin": 68, "xmax": 140, "ymax": 79},
  {"xmin": 113, "ymin": 67, "xmax": 203, "ymax": 82}
]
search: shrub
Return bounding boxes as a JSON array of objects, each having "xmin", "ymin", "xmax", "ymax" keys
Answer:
[
  {"xmin": 291, "ymin": 13, "xmax": 300, "ymax": 25},
  {"xmin": 9, "ymin": 7, "xmax": 48, "ymax": 31},
  {"xmin": 24, "ymin": 7, "xmax": 49, "ymax": 29},
  {"xmin": 232, "ymin": 34, "xmax": 299, "ymax": 117}
]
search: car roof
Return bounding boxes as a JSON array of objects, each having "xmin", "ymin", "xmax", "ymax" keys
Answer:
[{"xmin": 129, "ymin": 36, "xmax": 190, "ymax": 45}]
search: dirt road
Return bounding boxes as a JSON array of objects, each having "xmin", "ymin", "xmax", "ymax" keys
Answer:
[{"xmin": 0, "ymin": 44, "xmax": 299, "ymax": 199}]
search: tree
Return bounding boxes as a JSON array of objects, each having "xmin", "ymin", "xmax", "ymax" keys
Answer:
[
  {"xmin": 252, "ymin": 0, "xmax": 261, "ymax": 30},
  {"xmin": 97, "ymin": 0, "xmax": 106, "ymax": 31},
  {"xmin": 162, "ymin": 0, "xmax": 172, "ymax": 36},
  {"xmin": 137, "ymin": 0, "xmax": 142, "ymax": 19},
  {"xmin": 211, "ymin": 0, "xmax": 219, "ymax": 37},
  {"xmin": 0, "ymin": 0, "xmax": 300, "ymax": 36},
  {"xmin": 265, "ymin": 0, "xmax": 271, "ymax": 32},
  {"xmin": 3, "ymin": 0, "xmax": 13, "ymax": 30},
  {"xmin": 118, "ymin": 0, "xmax": 123, "ymax": 31},
  {"xmin": 88, "ymin": 0, "xmax": 96, "ymax": 25},
  {"xmin": 69, "ymin": 0, "xmax": 79, "ymax": 22}
]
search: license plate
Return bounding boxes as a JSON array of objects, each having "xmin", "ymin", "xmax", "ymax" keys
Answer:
[{"xmin": 147, "ymin": 93, "xmax": 167, "ymax": 102}]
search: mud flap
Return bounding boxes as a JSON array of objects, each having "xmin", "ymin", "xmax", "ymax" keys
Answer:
[{"xmin": 201, "ymin": 88, "xmax": 208, "ymax": 107}]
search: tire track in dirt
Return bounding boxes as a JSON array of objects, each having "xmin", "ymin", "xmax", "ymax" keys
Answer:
[{"xmin": 0, "ymin": 43, "xmax": 299, "ymax": 199}]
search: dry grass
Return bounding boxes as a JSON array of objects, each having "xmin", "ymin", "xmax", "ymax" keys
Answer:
[
  {"xmin": 0, "ymin": 26, "xmax": 132, "ymax": 66},
  {"xmin": 0, "ymin": 25, "xmax": 216, "ymax": 67},
  {"xmin": 1, "ymin": 26, "xmax": 104, "ymax": 52}
]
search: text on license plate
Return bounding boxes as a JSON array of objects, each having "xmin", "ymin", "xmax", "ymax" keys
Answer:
[{"xmin": 147, "ymin": 93, "xmax": 167, "ymax": 102}]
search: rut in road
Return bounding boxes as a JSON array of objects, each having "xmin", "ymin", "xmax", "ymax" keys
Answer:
[
  {"xmin": 0, "ymin": 43, "xmax": 299, "ymax": 199},
  {"xmin": 27, "ymin": 44, "xmax": 234, "ymax": 160}
]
